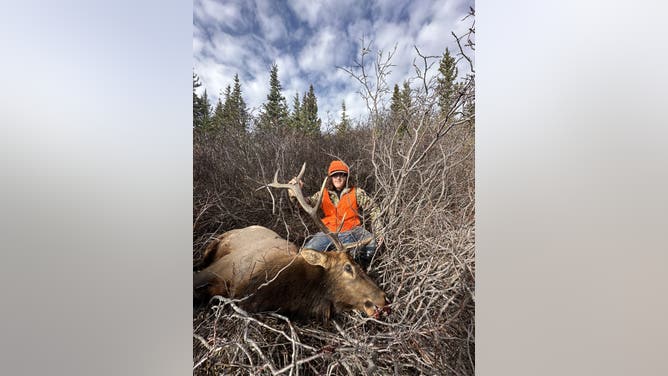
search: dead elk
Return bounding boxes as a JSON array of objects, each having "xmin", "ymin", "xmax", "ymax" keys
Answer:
[
  {"xmin": 193, "ymin": 226, "xmax": 387, "ymax": 321},
  {"xmin": 193, "ymin": 163, "xmax": 388, "ymax": 321}
]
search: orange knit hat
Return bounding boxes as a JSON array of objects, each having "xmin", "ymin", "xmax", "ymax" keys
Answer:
[{"xmin": 327, "ymin": 160, "xmax": 349, "ymax": 176}]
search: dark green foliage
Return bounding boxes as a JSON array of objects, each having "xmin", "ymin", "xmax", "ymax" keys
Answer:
[
  {"xmin": 300, "ymin": 84, "xmax": 322, "ymax": 135},
  {"xmin": 227, "ymin": 74, "xmax": 248, "ymax": 131},
  {"xmin": 193, "ymin": 71, "xmax": 201, "ymax": 104},
  {"xmin": 400, "ymin": 81, "xmax": 411, "ymax": 110},
  {"xmin": 437, "ymin": 48, "xmax": 458, "ymax": 113},
  {"xmin": 212, "ymin": 87, "xmax": 228, "ymax": 130},
  {"xmin": 288, "ymin": 92, "xmax": 302, "ymax": 130},
  {"xmin": 200, "ymin": 73, "xmax": 249, "ymax": 133},
  {"xmin": 258, "ymin": 63, "xmax": 289, "ymax": 130},
  {"xmin": 336, "ymin": 100, "xmax": 351, "ymax": 134},
  {"xmin": 194, "ymin": 89, "xmax": 213, "ymax": 130},
  {"xmin": 390, "ymin": 84, "xmax": 401, "ymax": 116},
  {"xmin": 390, "ymin": 82, "xmax": 412, "ymax": 135},
  {"xmin": 286, "ymin": 84, "xmax": 322, "ymax": 135},
  {"xmin": 193, "ymin": 72, "xmax": 212, "ymax": 130}
]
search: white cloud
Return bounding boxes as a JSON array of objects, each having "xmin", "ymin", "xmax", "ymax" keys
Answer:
[
  {"xmin": 194, "ymin": 0, "xmax": 245, "ymax": 30},
  {"xmin": 298, "ymin": 28, "xmax": 343, "ymax": 72},
  {"xmin": 255, "ymin": 0, "xmax": 288, "ymax": 42},
  {"xmin": 288, "ymin": 0, "xmax": 365, "ymax": 29},
  {"xmin": 286, "ymin": 0, "xmax": 323, "ymax": 27},
  {"xmin": 193, "ymin": 0, "xmax": 475, "ymax": 126},
  {"xmin": 406, "ymin": 0, "xmax": 434, "ymax": 31},
  {"xmin": 371, "ymin": 0, "xmax": 411, "ymax": 21},
  {"xmin": 193, "ymin": 33, "xmax": 204, "ymax": 56}
]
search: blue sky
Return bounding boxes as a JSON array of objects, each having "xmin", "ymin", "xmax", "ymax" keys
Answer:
[{"xmin": 193, "ymin": 0, "xmax": 474, "ymax": 129}]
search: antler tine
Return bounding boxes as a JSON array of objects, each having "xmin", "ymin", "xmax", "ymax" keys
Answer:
[
  {"xmin": 342, "ymin": 236, "xmax": 374, "ymax": 251},
  {"xmin": 296, "ymin": 162, "xmax": 306, "ymax": 181},
  {"xmin": 335, "ymin": 212, "xmax": 347, "ymax": 233},
  {"xmin": 312, "ymin": 176, "xmax": 328, "ymax": 212}
]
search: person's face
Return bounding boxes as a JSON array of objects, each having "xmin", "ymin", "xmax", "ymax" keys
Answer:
[{"xmin": 331, "ymin": 172, "xmax": 348, "ymax": 190}]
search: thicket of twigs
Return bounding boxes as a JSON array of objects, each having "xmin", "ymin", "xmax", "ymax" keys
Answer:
[{"xmin": 194, "ymin": 12, "xmax": 475, "ymax": 375}]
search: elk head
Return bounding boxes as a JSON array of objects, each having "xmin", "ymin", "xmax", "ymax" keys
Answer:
[{"xmin": 301, "ymin": 248, "xmax": 387, "ymax": 317}]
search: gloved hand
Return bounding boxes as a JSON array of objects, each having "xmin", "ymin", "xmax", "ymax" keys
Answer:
[
  {"xmin": 288, "ymin": 177, "xmax": 304, "ymax": 189},
  {"xmin": 287, "ymin": 177, "xmax": 303, "ymax": 198}
]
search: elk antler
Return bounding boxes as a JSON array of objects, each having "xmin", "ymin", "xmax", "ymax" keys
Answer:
[
  {"xmin": 343, "ymin": 236, "xmax": 374, "ymax": 252},
  {"xmin": 268, "ymin": 163, "xmax": 346, "ymax": 253}
]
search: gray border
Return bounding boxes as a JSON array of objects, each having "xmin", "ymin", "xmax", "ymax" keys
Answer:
[
  {"xmin": 0, "ymin": 1, "xmax": 192, "ymax": 375},
  {"xmin": 478, "ymin": 1, "xmax": 668, "ymax": 374},
  {"xmin": 2, "ymin": 1, "xmax": 667, "ymax": 375}
]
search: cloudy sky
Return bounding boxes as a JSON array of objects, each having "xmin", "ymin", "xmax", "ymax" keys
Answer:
[{"xmin": 193, "ymin": 0, "xmax": 474, "ymax": 130}]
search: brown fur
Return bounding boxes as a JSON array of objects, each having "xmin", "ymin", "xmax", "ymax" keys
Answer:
[{"xmin": 193, "ymin": 225, "xmax": 386, "ymax": 321}]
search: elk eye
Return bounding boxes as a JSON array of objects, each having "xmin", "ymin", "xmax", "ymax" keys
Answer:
[{"xmin": 344, "ymin": 264, "xmax": 353, "ymax": 274}]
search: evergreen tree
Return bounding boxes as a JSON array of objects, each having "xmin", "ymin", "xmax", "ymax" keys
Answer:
[
  {"xmin": 221, "ymin": 85, "xmax": 233, "ymax": 127},
  {"xmin": 193, "ymin": 66, "xmax": 213, "ymax": 131},
  {"xmin": 437, "ymin": 48, "xmax": 458, "ymax": 113},
  {"xmin": 289, "ymin": 92, "xmax": 302, "ymax": 130},
  {"xmin": 336, "ymin": 100, "xmax": 351, "ymax": 134},
  {"xmin": 300, "ymin": 84, "xmax": 321, "ymax": 135},
  {"xmin": 199, "ymin": 89, "xmax": 213, "ymax": 130},
  {"xmin": 193, "ymin": 71, "xmax": 202, "ymax": 103},
  {"xmin": 390, "ymin": 84, "xmax": 402, "ymax": 117},
  {"xmin": 259, "ymin": 63, "xmax": 288, "ymax": 130},
  {"xmin": 213, "ymin": 94, "xmax": 224, "ymax": 130},
  {"xmin": 390, "ymin": 82, "xmax": 412, "ymax": 135},
  {"xmin": 400, "ymin": 81, "xmax": 412, "ymax": 111},
  {"xmin": 193, "ymin": 72, "xmax": 205, "ymax": 129},
  {"xmin": 399, "ymin": 81, "xmax": 412, "ymax": 134},
  {"xmin": 230, "ymin": 74, "xmax": 248, "ymax": 131}
]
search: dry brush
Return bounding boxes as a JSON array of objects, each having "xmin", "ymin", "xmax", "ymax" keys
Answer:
[{"xmin": 193, "ymin": 12, "xmax": 475, "ymax": 374}]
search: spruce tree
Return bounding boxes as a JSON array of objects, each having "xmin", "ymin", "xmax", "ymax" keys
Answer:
[
  {"xmin": 193, "ymin": 71, "xmax": 202, "ymax": 105},
  {"xmin": 202, "ymin": 90, "xmax": 213, "ymax": 130},
  {"xmin": 194, "ymin": 88, "xmax": 213, "ymax": 130},
  {"xmin": 390, "ymin": 84, "xmax": 402, "ymax": 118},
  {"xmin": 289, "ymin": 92, "xmax": 302, "ymax": 130},
  {"xmin": 231, "ymin": 74, "xmax": 248, "ymax": 131},
  {"xmin": 213, "ymin": 94, "xmax": 224, "ymax": 130},
  {"xmin": 390, "ymin": 82, "xmax": 411, "ymax": 135},
  {"xmin": 336, "ymin": 100, "xmax": 351, "ymax": 134},
  {"xmin": 300, "ymin": 84, "xmax": 321, "ymax": 135},
  {"xmin": 259, "ymin": 63, "xmax": 288, "ymax": 130},
  {"xmin": 437, "ymin": 48, "xmax": 458, "ymax": 113},
  {"xmin": 399, "ymin": 81, "xmax": 411, "ymax": 134},
  {"xmin": 221, "ymin": 85, "xmax": 233, "ymax": 127},
  {"xmin": 400, "ymin": 81, "xmax": 411, "ymax": 111},
  {"xmin": 193, "ymin": 72, "xmax": 205, "ymax": 129}
]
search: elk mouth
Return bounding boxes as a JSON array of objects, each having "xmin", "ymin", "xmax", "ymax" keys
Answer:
[{"xmin": 363, "ymin": 299, "xmax": 391, "ymax": 319}]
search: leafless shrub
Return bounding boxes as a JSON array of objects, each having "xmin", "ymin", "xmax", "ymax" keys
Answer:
[{"xmin": 194, "ymin": 9, "xmax": 475, "ymax": 375}]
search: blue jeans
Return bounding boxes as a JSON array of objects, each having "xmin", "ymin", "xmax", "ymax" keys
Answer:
[{"xmin": 303, "ymin": 226, "xmax": 377, "ymax": 266}]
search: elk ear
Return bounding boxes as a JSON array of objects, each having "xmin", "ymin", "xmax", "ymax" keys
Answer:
[{"xmin": 301, "ymin": 249, "xmax": 328, "ymax": 267}]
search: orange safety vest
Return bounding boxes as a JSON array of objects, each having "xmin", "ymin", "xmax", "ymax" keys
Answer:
[{"xmin": 321, "ymin": 187, "xmax": 361, "ymax": 233}]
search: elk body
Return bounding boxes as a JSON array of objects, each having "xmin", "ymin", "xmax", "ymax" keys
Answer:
[
  {"xmin": 193, "ymin": 164, "xmax": 388, "ymax": 321},
  {"xmin": 193, "ymin": 225, "xmax": 387, "ymax": 321}
]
